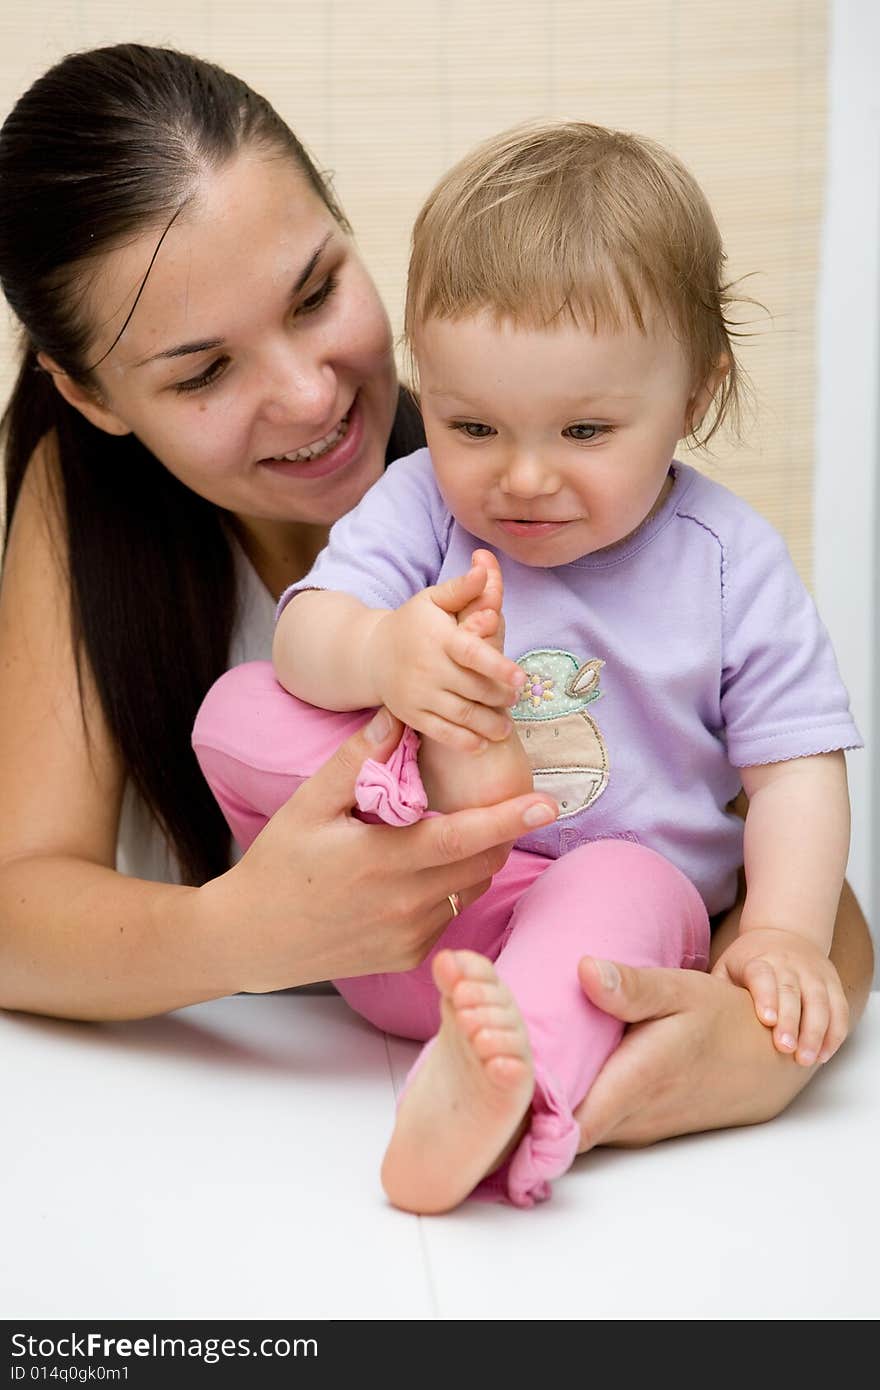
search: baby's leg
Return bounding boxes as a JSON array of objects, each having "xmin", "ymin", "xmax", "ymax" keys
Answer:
[
  {"xmin": 192, "ymin": 660, "xmax": 375, "ymax": 848},
  {"xmin": 479, "ymin": 840, "xmax": 710, "ymax": 1207},
  {"xmin": 381, "ymin": 949, "xmax": 534, "ymax": 1214},
  {"xmin": 418, "ymin": 550, "xmax": 533, "ymax": 813},
  {"xmin": 384, "ymin": 841, "xmax": 708, "ymax": 1213}
]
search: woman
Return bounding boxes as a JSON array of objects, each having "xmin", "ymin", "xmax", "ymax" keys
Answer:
[{"xmin": 0, "ymin": 45, "xmax": 872, "ymax": 1154}]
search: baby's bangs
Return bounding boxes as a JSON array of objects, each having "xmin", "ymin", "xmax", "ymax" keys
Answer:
[{"xmin": 407, "ymin": 212, "xmax": 660, "ymax": 339}]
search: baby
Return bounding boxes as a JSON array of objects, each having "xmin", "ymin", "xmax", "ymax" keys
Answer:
[{"xmin": 201, "ymin": 122, "xmax": 860, "ymax": 1212}]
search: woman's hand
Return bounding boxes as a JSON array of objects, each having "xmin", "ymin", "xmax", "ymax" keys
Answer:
[
  {"xmin": 207, "ymin": 707, "xmax": 557, "ymax": 994},
  {"xmin": 571, "ymin": 958, "xmax": 820, "ymax": 1152},
  {"xmin": 365, "ymin": 563, "xmax": 525, "ymax": 751}
]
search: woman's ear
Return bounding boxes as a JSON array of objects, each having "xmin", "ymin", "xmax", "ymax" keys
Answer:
[
  {"xmin": 37, "ymin": 352, "xmax": 132, "ymax": 437},
  {"xmin": 687, "ymin": 353, "xmax": 731, "ymax": 435}
]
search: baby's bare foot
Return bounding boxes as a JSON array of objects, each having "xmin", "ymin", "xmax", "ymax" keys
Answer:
[{"xmin": 381, "ymin": 949, "xmax": 534, "ymax": 1214}]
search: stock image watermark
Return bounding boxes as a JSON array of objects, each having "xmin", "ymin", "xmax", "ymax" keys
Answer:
[{"xmin": 8, "ymin": 1331, "xmax": 318, "ymax": 1379}]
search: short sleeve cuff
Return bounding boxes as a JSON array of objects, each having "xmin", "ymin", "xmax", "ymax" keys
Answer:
[{"xmin": 727, "ymin": 719, "xmax": 864, "ymax": 768}]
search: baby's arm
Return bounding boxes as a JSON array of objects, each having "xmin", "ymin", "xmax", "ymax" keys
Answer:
[
  {"xmin": 418, "ymin": 550, "xmax": 534, "ymax": 811},
  {"xmin": 713, "ymin": 751, "xmax": 851, "ymax": 1065},
  {"xmin": 273, "ymin": 562, "xmax": 524, "ymax": 749},
  {"xmin": 274, "ymin": 589, "xmax": 386, "ymax": 710}
]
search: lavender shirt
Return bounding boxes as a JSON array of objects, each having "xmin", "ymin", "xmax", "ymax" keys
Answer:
[{"xmin": 279, "ymin": 450, "xmax": 861, "ymax": 914}]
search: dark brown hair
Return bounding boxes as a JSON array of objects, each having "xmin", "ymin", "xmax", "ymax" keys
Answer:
[{"xmin": 0, "ymin": 45, "xmax": 422, "ymax": 883}]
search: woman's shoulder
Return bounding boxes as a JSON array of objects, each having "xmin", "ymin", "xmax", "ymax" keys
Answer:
[
  {"xmin": 5, "ymin": 431, "xmax": 65, "ymax": 545},
  {"xmin": 2, "ymin": 433, "xmax": 71, "ymax": 612}
]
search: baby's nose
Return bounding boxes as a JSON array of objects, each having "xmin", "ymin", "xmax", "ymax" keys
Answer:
[{"xmin": 500, "ymin": 453, "xmax": 560, "ymax": 497}]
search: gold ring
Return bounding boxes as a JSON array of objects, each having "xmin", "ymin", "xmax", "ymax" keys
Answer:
[{"xmin": 447, "ymin": 892, "xmax": 462, "ymax": 918}]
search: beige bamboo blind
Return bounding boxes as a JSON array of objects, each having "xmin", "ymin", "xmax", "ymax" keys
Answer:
[{"xmin": 0, "ymin": 0, "xmax": 826, "ymax": 580}]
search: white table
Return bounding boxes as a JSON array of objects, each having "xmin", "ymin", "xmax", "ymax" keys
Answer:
[{"xmin": 2, "ymin": 992, "xmax": 877, "ymax": 1320}]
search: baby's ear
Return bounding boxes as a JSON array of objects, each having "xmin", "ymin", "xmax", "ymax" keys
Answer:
[
  {"xmin": 687, "ymin": 354, "xmax": 731, "ymax": 435},
  {"xmin": 37, "ymin": 352, "xmax": 132, "ymax": 437}
]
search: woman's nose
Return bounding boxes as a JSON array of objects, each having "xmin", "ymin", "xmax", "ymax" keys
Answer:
[{"xmin": 259, "ymin": 354, "xmax": 337, "ymax": 429}]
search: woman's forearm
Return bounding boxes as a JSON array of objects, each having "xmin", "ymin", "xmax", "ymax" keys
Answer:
[{"xmin": 0, "ymin": 855, "xmax": 237, "ymax": 1022}]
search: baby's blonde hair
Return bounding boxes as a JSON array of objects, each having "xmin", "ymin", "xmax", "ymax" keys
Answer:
[{"xmin": 405, "ymin": 121, "xmax": 749, "ymax": 444}]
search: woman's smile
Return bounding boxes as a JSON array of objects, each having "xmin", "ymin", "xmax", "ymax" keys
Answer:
[{"xmin": 256, "ymin": 392, "xmax": 364, "ymax": 481}]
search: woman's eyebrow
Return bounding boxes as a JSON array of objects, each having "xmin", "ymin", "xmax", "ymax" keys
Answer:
[{"xmin": 132, "ymin": 232, "xmax": 335, "ymax": 367}]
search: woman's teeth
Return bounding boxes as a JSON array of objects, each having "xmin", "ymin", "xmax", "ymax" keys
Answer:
[{"xmin": 271, "ymin": 411, "xmax": 350, "ymax": 463}]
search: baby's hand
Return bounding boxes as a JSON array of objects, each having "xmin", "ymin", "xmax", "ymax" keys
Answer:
[
  {"xmin": 366, "ymin": 559, "xmax": 525, "ymax": 751},
  {"xmin": 713, "ymin": 928, "xmax": 849, "ymax": 1066}
]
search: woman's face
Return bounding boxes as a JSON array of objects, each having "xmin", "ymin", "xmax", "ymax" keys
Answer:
[{"xmin": 77, "ymin": 149, "xmax": 398, "ymax": 531}]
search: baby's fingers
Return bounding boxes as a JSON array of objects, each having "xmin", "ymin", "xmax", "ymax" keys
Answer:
[
  {"xmin": 817, "ymin": 985, "xmax": 850, "ymax": 1066},
  {"xmin": 800, "ymin": 975, "xmax": 849, "ymax": 1068},
  {"xmin": 741, "ymin": 956, "xmax": 780, "ymax": 1029},
  {"xmin": 472, "ymin": 548, "xmax": 503, "ymax": 610},
  {"xmin": 772, "ymin": 974, "xmax": 803, "ymax": 1057},
  {"xmin": 456, "ymin": 549, "xmax": 504, "ymax": 626},
  {"xmin": 793, "ymin": 987, "xmax": 831, "ymax": 1067},
  {"xmin": 416, "ymin": 710, "xmax": 493, "ymax": 753},
  {"xmin": 432, "ymin": 689, "xmax": 512, "ymax": 743},
  {"xmin": 450, "ymin": 625, "xmax": 523, "ymax": 693},
  {"xmin": 459, "ymin": 609, "xmax": 500, "ymax": 640}
]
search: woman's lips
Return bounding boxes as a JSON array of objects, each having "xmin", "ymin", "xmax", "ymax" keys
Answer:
[{"xmin": 258, "ymin": 392, "xmax": 365, "ymax": 481}]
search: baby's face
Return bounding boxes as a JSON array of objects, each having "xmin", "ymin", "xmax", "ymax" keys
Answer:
[{"xmin": 415, "ymin": 309, "xmax": 704, "ymax": 567}]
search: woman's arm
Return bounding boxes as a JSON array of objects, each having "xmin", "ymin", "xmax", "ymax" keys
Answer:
[
  {"xmin": 572, "ymin": 878, "xmax": 873, "ymax": 1151},
  {"xmin": 0, "ymin": 445, "xmax": 230, "ymax": 1018},
  {"xmin": 0, "ymin": 449, "xmax": 556, "ymax": 1021}
]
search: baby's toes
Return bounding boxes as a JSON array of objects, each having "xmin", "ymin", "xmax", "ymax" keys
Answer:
[
  {"xmin": 471, "ymin": 1021, "xmax": 530, "ymax": 1068},
  {"xmin": 430, "ymin": 948, "xmax": 465, "ymax": 999},
  {"xmin": 451, "ymin": 949, "xmax": 503, "ymax": 991},
  {"xmin": 456, "ymin": 1001, "xmax": 513, "ymax": 1041}
]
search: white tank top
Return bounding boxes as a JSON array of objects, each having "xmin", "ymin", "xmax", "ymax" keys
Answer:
[{"xmin": 115, "ymin": 549, "xmax": 276, "ymax": 884}]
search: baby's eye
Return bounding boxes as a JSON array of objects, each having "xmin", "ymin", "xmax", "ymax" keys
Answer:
[
  {"xmin": 451, "ymin": 422, "xmax": 496, "ymax": 439},
  {"xmin": 564, "ymin": 423, "xmax": 608, "ymax": 442}
]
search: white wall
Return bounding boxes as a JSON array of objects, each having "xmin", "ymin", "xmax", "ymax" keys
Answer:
[{"xmin": 816, "ymin": 0, "xmax": 880, "ymax": 974}]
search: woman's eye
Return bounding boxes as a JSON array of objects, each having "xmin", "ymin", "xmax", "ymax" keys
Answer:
[
  {"xmin": 174, "ymin": 357, "xmax": 229, "ymax": 394},
  {"xmin": 298, "ymin": 272, "xmax": 339, "ymax": 315},
  {"xmin": 452, "ymin": 422, "xmax": 495, "ymax": 439},
  {"xmin": 564, "ymin": 423, "xmax": 608, "ymax": 442}
]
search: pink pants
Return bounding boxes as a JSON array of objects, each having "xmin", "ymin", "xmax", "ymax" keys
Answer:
[{"xmin": 193, "ymin": 661, "xmax": 710, "ymax": 1208}]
